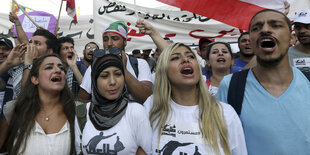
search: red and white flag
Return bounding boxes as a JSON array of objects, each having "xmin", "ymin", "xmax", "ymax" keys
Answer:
[
  {"xmin": 64, "ymin": 0, "xmax": 77, "ymax": 23},
  {"xmin": 157, "ymin": 0, "xmax": 287, "ymax": 31}
]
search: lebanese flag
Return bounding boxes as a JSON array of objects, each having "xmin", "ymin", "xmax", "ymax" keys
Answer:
[
  {"xmin": 64, "ymin": 0, "xmax": 77, "ymax": 23},
  {"xmin": 157, "ymin": 0, "xmax": 287, "ymax": 31}
]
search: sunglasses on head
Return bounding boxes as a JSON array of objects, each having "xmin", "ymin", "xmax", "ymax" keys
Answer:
[
  {"xmin": 93, "ymin": 47, "xmax": 122, "ymax": 58},
  {"xmin": 85, "ymin": 46, "xmax": 98, "ymax": 51}
]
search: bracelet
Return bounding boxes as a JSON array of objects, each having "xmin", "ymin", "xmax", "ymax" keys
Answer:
[
  {"xmin": 23, "ymin": 64, "xmax": 33, "ymax": 71},
  {"xmin": 15, "ymin": 24, "xmax": 21, "ymax": 26}
]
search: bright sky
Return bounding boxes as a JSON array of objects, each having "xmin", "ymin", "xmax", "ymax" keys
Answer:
[{"xmin": 0, "ymin": 0, "xmax": 167, "ymax": 16}]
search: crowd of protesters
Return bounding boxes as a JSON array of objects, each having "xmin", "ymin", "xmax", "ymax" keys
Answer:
[{"xmin": 0, "ymin": 7, "xmax": 309, "ymax": 155}]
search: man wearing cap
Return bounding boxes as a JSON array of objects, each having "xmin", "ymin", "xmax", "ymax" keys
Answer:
[
  {"xmin": 78, "ymin": 21, "xmax": 152, "ymax": 103},
  {"xmin": 0, "ymin": 37, "xmax": 14, "ymax": 115},
  {"xmin": 0, "ymin": 38, "xmax": 13, "ymax": 64},
  {"xmin": 233, "ymin": 32, "xmax": 254, "ymax": 69},
  {"xmin": 288, "ymin": 9, "xmax": 310, "ymax": 73}
]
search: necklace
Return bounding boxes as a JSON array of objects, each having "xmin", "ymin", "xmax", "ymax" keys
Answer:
[{"xmin": 43, "ymin": 105, "xmax": 58, "ymax": 121}]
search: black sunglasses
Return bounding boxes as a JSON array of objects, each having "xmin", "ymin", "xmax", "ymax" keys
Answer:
[{"xmin": 93, "ymin": 47, "xmax": 122, "ymax": 58}]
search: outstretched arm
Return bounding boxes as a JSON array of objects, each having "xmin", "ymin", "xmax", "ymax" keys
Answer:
[
  {"xmin": 284, "ymin": 1, "xmax": 290, "ymax": 15},
  {"xmin": 121, "ymin": 52, "xmax": 152, "ymax": 103},
  {"xmin": 9, "ymin": 12, "xmax": 29, "ymax": 44},
  {"xmin": 136, "ymin": 19, "xmax": 169, "ymax": 53}
]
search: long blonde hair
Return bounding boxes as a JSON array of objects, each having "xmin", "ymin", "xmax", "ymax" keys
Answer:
[{"xmin": 149, "ymin": 43, "xmax": 231, "ymax": 155}]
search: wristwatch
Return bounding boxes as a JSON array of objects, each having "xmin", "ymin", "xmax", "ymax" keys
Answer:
[{"xmin": 23, "ymin": 64, "xmax": 33, "ymax": 71}]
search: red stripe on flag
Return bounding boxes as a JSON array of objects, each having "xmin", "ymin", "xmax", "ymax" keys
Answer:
[
  {"xmin": 157, "ymin": 0, "xmax": 266, "ymax": 30},
  {"xmin": 64, "ymin": 0, "xmax": 77, "ymax": 23}
]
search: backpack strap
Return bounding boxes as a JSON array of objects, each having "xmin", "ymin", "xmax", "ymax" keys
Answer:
[
  {"xmin": 128, "ymin": 56, "xmax": 139, "ymax": 77},
  {"xmin": 227, "ymin": 69, "xmax": 249, "ymax": 115},
  {"xmin": 301, "ymin": 71, "xmax": 310, "ymax": 81}
]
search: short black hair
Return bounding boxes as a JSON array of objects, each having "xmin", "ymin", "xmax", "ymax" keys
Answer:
[
  {"xmin": 132, "ymin": 49, "xmax": 141, "ymax": 54},
  {"xmin": 143, "ymin": 49, "xmax": 152, "ymax": 53},
  {"xmin": 249, "ymin": 9, "xmax": 292, "ymax": 32},
  {"xmin": 33, "ymin": 29, "xmax": 59, "ymax": 54},
  {"xmin": 238, "ymin": 32, "xmax": 249, "ymax": 44},
  {"xmin": 57, "ymin": 36, "xmax": 74, "ymax": 55},
  {"xmin": 58, "ymin": 36, "xmax": 74, "ymax": 46},
  {"xmin": 84, "ymin": 42, "xmax": 99, "ymax": 50}
]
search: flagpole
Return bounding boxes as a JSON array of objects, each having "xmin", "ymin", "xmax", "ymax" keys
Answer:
[
  {"xmin": 13, "ymin": 0, "xmax": 40, "ymax": 28},
  {"xmin": 11, "ymin": 0, "xmax": 15, "ymax": 12},
  {"xmin": 54, "ymin": 0, "xmax": 64, "ymax": 36},
  {"xmin": 133, "ymin": 0, "xmax": 139, "ymax": 19}
]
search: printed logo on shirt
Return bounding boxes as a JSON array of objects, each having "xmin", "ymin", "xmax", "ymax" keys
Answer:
[
  {"xmin": 155, "ymin": 141, "xmax": 203, "ymax": 155},
  {"xmin": 162, "ymin": 124, "xmax": 176, "ymax": 137},
  {"xmin": 294, "ymin": 58, "xmax": 307, "ymax": 66},
  {"xmin": 293, "ymin": 58, "xmax": 310, "ymax": 73},
  {"xmin": 83, "ymin": 132, "xmax": 125, "ymax": 154},
  {"xmin": 155, "ymin": 122, "xmax": 208, "ymax": 155}
]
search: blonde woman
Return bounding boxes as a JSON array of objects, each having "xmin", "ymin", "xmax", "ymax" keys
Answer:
[{"xmin": 143, "ymin": 43, "xmax": 247, "ymax": 155}]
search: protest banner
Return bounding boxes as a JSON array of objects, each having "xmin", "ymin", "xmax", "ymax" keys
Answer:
[
  {"xmin": 0, "ymin": 0, "xmax": 309, "ymax": 55},
  {"xmin": 12, "ymin": 11, "xmax": 57, "ymax": 39}
]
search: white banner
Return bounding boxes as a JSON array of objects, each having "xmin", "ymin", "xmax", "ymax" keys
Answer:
[
  {"xmin": 0, "ymin": 0, "xmax": 309, "ymax": 55},
  {"xmin": 94, "ymin": 0, "xmax": 243, "ymax": 52},
  {"xmin": 93, "ymin": 0, "xmax": 310, "ymax": 53}
]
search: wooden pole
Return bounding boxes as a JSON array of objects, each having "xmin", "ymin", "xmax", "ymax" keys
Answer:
[
  {"xmin": 54, "ymin": 0, "xmax": 64, "ymax": 35},
  {"xmin": 13, "ymin": 0, "xmax": 40, "ymax": 28},
  {"xmin": 11, "ymin": 0, "xmax": 15, "ymax": 13}
]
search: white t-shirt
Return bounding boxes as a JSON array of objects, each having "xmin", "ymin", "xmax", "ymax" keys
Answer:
[
  {"xmin": 143, "ymin": 95, "xmax": 247, "ymax": 155},
  {"xmin": 75, "ymin": 102, "xmax": 152, "ymax": 154},
  {"xmin": 80, "ymin": 55, "xmax": 152, "ymax": 100}
]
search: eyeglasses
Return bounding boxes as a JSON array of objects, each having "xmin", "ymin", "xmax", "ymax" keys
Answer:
[
  {"xmin": 93, "ymin": 47, "xmax": 122, "ymax": 58},
  {"xmin": 85, "ymin": 46, "xmax": 98, "ymax": 51}
]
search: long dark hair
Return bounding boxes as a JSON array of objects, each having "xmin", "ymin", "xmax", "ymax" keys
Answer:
[{"xmin": 5, "ymin": 54, "xmax": 76, "ymax": 155}]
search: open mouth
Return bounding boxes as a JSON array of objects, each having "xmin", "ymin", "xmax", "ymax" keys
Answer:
[
  {"xmin": 217, "ymin": 58, "xmax": 226, "ymax": 63},
  {"xmin": 181, "ymin": 65, "xmax": 194, "ymax": 75},
  {"xmin": 67, "ymin": 52, "xmax": 74, "ymax": 59},
  {"xmin": 260, "ymin": 38, "xmax": 276, "ymax": 49},
  {"xmin": 51, "ymin": 76, "xmax": 61, "ymax": 82}
]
